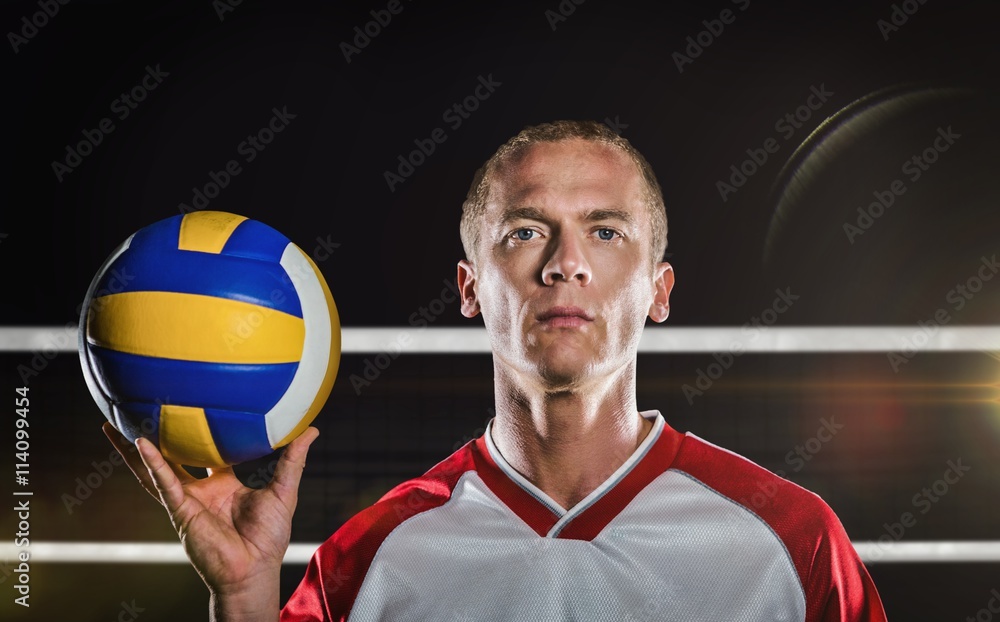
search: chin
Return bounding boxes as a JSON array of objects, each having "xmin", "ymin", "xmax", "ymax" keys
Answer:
[
  {"xmin": 533, "ymin": 354, "xmax": 595, "ymax": 390},
  {"xmin": 535, "ymin": 370, "xmax": 586, "ymax": 392}
]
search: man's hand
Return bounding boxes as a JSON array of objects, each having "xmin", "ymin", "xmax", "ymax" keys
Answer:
[{"xmin": 104, "ymin": 421, "xmax": 320, "ymax": 622}]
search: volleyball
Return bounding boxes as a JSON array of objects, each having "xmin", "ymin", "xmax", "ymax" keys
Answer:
[{"xmin": 78, "ymin": 211, "xmax": 340, "ymax": 468}]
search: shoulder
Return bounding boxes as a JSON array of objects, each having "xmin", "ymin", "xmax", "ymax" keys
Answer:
[
  {"xmin": 668, "ymin": 432, "xmax": 844, "ymax": 590},
  {"xmin": 668, "ymin": 432, "xmax": 886, "ymax": 621},
  {"xmin": 670, "ymin": 431, "xmax": 840, "ymax": 538},
  {"xmin": 281, "ymin": 441, "xmax": 478, "ymax": 621},
  {"xmin": 321, "ymin": 438, "xmax": 477, "ymax": 569}
]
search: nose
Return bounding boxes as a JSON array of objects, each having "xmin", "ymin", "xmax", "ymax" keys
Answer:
[{"xmin": 542, "ymin": 232, "xmax": 592, "ymax": 286}]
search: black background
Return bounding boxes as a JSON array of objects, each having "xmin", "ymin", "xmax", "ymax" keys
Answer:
[{"xmin": 2, "ymin": 0, "xmax": 1000, "ymax": 620}]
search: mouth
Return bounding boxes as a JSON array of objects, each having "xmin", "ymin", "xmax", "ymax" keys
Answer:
[{"xmin": 536, "ymin": 306, "xmax": 594, "ymax": 328}]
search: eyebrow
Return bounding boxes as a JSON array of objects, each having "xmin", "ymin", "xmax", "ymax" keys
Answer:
[
  {"xmin": 585, "ymin": 208, "xmax": 635, "ymax": 224},
  {"xmin": 500, "ymin": 206, "xmax": 636, "ymax": 226}
]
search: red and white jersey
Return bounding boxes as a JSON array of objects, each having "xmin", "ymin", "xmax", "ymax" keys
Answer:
[{"xmin": 282, "ymin": 411, "xmax": 886, "ymax": 621}]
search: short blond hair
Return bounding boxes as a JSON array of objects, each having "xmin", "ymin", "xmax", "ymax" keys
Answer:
[{"xmin": 460, "ymin": 120, "xmax": 668, "ymax": 265}]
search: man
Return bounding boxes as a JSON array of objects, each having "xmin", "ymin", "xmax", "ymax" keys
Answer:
[{"xmin": 106, "ymin": 120, "xmax": 887, "ymax": 621}]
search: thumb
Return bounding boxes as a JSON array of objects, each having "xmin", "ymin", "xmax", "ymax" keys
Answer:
[{"xmin": 269, "ymin": 427, "xmax": 319, "ymax": 507}]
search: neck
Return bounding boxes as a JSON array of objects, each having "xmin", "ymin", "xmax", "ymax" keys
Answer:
[{"xmin": 489, "ymin": 360, "xmax": 653, "ymax": 510}]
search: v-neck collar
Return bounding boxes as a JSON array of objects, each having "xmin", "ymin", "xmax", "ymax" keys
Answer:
[{"xmin": 470, "ymin": 410, "xmax": 683, "ymax": 540}]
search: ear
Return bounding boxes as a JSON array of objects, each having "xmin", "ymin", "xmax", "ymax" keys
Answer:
[
  {"xmin": 457, "ymin": 259, "xmax": 480, "ymax": 318},
  {"xmin": 647, "ymin": 262, "xmax": 674, "ymax": 323}
]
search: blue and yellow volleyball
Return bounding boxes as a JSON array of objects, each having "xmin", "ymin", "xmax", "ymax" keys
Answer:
[{"xmin": 78, "ymin": 211, "xmax": 340, "ymax": 468}]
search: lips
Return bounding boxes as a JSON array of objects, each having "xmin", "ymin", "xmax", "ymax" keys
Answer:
[{"xmin": 536, "ymin": 306, "xmax": 594, "ymax": 326}]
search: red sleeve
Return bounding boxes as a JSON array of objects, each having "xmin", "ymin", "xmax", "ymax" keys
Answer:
[
  {"xmin": 280, "ymin": 546, "xmax": 338, "ymax": 622},
  {"xmin": 672, "ymin": 434, "xmax": 887, "ymax": 621},
  {"xmin": 805, "ymin": 504, "xmax": 887, "ymax": 622}
]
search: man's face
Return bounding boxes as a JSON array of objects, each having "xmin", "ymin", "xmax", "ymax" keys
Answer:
[{"xmin": 458, "ymin": 138, "xmax": 674, "ymax": 390}]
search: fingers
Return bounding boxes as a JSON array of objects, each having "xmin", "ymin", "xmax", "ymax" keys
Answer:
[
  {"xmin": 134, "ymin": 434, "xmax": 190, "ymax": 516},
  {"xmin": 104, "ymin": 422, "xmax": 195, "ymax": 492},
  {"xmin": 269, "ymin": 427, "xmax": 319, "ymax": 506}
]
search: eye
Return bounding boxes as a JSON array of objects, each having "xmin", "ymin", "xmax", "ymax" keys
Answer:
[
  {"xmin": 512, "ymin": 228, "xmax": 536, "ymax": 241},
  {"xmin": 596, "ymin": 228, "xmax": 619, "ymax": 241}
]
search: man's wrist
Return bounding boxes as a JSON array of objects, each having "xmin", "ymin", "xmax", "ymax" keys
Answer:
[{"xmin": 209, "ymin": 569, "xmax": 282, "ymax": 622}]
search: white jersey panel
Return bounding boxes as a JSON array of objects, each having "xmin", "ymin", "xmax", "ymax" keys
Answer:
[{"xmin": 348, "ymin": 468, "xmax": 805, "ymax": 621}]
